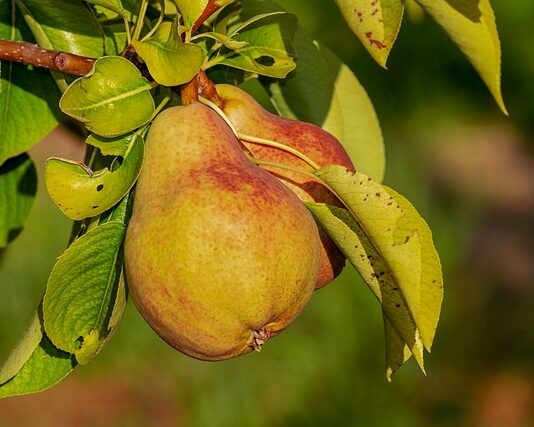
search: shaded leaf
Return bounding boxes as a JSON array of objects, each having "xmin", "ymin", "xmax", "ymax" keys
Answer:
[
  {"xmin": 0, "ymin": 4, "xmax": 60, "ymax": 164},
  {"xmin": 271, "ymin": 29, "xmax": 384, "ymax": 181},
  {"xmin": 133, "ymin": 21, "xmax": 204, "ymax": 86},
  {"xmin": 0, "ymin": 154, "xmax": 37, "ymax": 247},
  {"xmin": 60, "ymin": 56, "xmax": 155, "ymax": 137},
  {"xmin": 414, "ymin": 0, "xmax": 506, "ymax": 113},
  {"xmin": 45, "ymin": 133, "xmax": 144, "ymax": 220},
  {"xmin": 0, "ymin": 321, "xmax": 76, "ymax": 399},
  {"xmin": 0, "ymin": 313, "xmax": 42, "ymax": 385},
  {"xmin": 384, "ymin": 316, "xmax": 412, "ymax": 381},
  {"xmin": 334, "ymin": 0, "xmax": 404, "ymax": 67}
]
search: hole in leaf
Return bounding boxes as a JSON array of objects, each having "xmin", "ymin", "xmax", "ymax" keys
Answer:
[
  {"xmin": 96, "ymin": 184, "xmax": 104, "ymax": 192},
  {"xmin": 255, "ymin": 56, "xmax": 275, "ymax": 66}
]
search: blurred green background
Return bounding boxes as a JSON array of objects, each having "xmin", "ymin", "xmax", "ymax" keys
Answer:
[{"xmin": 2, "ymin": 1, "xmax": 534, "ymax": 426}]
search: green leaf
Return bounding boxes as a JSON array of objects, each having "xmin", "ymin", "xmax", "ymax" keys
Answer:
[
  {"xmin": 45, "ymin": 133, "xmax": 144, "ymax": 220},
  {"xmin": 271, "ymin": 29, "xmax": 385, "ymax": 182},
  {"xmin": 0, "ymin": 154, "xmax": 37, "ymax": 247},
  {"xmin": 0, "ymin": 313, "xmax": 76, "ymax": 399},
  {"xmin": 17, "ymin": 0, "xmax": 105, "ymax": 57},
  {"xmin": 334, "ymin": 0, "xmax": 404, "ymax": 67},
  {"xmin": 216, "ymin": 13, "xmax": 297, "ymax": 78},
  {"xmin": 133, "ymin": 21, "xmax": 204, "ymax": 86},
  {"xmin": 414, "ymin": 0, "xmax": 507, "ymax": 114},
  {"xmin": 60, "ymin": 56, "xmax": 155, "ymax": 137},
  {"xmin": 307, "ymin": 202, "xmax": 425, "ymax": 372},
  {"xmin": 0, "ymin": 313, "xmax": 42, "ymax": 385},
  {"xmin": 384, "ymin": 186, "xmax": 443, "ymax": 351},
  {"xmin": 173, "ymin": 0, "xmax": 209, "ymax": 29},
  {"xmin": 384, "ymin": 316, "xmax": 412, "ymax": 381},
  {"xmin": 306, "ymin": 166, "xmax": 443, "ymax": 377},
  {"xmin": 0, "ymin": 4, "xmax": 61, "ymax": 164},
  {"xmin": 84, "ymin": 0, "xmax": 127, "ymax": 16},
  {"xmin": 43, "ymin": 220, "xmax": 127, "ymax": 363}
]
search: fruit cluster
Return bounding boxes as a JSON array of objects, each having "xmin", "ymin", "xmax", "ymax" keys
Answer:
[{"xmin": 125, "ymin": 84, "xmax": 354, "ymax": 360}]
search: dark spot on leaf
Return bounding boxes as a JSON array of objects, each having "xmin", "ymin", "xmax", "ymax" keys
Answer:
[
  {"xmin": 96, "ymin": 184, "xmax": 104, "ymax": 192},
  {"xmin": 92, "ymin": 205, "xmax": 99, "ymax": 209},
  {"xmin": 395, "ymin": 304, "xmax": 401, "ymax": 308},
  {"xmin": 255, "ymin": 56, "xmax": 275, "ymax": 66}
]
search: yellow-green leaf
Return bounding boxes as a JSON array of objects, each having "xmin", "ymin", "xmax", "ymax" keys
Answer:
[
  {"xmin": 306, "ymin": 166, "xmax": 444, "ymax": 378},
  {"xmin": 43, "ymin": 221, "xmax": 126, "ymax": 361},
  {"xmin": 0, "ymin": 313, "xmax": 42, "ymax": 385},
  {"xmin": 384, "ymin": 316, "xmax": 413, "ymax": 381},
  {"xmin": 45, "ymin": 133, "xmax": 144, "ymax": 220},
  {"xmin": 132, "ymin": 21, "xmax": 204, "ymax": 87},
  {"xmin": 334, "ymin": 0, "xmax": 404, "ymax": 67},
  {"xmin": 414, "ymin": 0, "xmax": 506, "ymax": 114},
  {"xmin": 60, "ymin": 56, "xmax": 155, "ymax": 137},
  {"xmin": 384, "ymin": 186, "xmax": 443, "ymax": 351},
  {"xmin": 173, "ymin": 0, "xmax": 209, "ymax": 29},
  {"xmin": 306, "ymin": 202, "xmax": 425, "ymax": 371},
  {"xmin": 271, "ymin": 29, "xmax": 385, "ymax": 182}
]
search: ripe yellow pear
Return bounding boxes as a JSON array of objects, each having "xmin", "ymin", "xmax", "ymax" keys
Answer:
[
  {"xmin": 124, "ymin": 102, "xmax": 321, "ymax": 361},
  {"xmin": 216, "ymin": 84, "xmax": 355, "ymax": 288}
]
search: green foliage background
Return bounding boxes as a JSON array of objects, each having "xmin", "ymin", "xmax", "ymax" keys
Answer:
[{"xmin": 1, "ymin": 1, "xmax": 534, "ymax": 425}]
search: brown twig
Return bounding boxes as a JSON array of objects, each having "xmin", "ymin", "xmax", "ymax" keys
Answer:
[
  {"xmin": 0, "ymin": 39, "xmax": 95, "ymax": 76},
  {"xmin": 191, "ymin": 0, "xmax": 222, "ymax": 33}
]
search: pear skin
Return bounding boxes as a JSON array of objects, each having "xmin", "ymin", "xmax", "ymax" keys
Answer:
[
  {"xmin": 216, "ymin": 84, "xmax": 355, "ymax": 289},
  {"xmin": 124, "ymin": 103, "xmax": 321, "ymax": 361}
]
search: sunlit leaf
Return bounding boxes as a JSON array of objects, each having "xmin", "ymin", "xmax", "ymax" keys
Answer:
[
  {"xmin": 17, "ymin": 0, "xmax": 105, "ymax": 57},
  {"xmin": 133, "ymin": 21, "xmax": 204, "ymax": 86},
  {"xmin": 305, "ymin": 166, "xmax": 443, "ymax": 377},
  {"xmin": 334, "ymin": 0, "xmax": 404, "ymax": 67},
  {"xmin": 45, "ymin": 133, "xmax": 144, "ymax": 220},
  {"xmin": 173, "ymin": 0, "xmax": 209, "ymax": 29},
  {"xmin": 43, "ymin": 220, "xmax": 126, "ymax": 363},
  {"xmin": 307, "ymin": 202, "xmax": 425, "ymax": 371},
  {"xmin": 414, "ymin": 0, "xmax": 506, "ymax": 113},
  {"xmin": 60, "ymin": 56, "xmax": 155, "ymax": 137}
]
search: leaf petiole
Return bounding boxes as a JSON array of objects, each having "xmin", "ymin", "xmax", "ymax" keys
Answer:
[{"xmin": 199, "ymin": 96, "xmax": 320, "ymax": 170}]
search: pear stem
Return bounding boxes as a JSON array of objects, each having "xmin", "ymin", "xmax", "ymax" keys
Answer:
[
  {"xmin": 199, "ymin": 95, "xmax": 240, "ymax": 135},
  {"xmin": 238, "ymin": 133, "xmax": 321, "ymax": 171},
  {"xmin": 199, "ymin": 96, "xmax": 321, "ymax": 171},
  {"xmin": 248, "ymin": 157, "xmax": 320, "ymax": 182},
  {"xmin": 133, "ymin": 0, "xmax": 149, "ymax": 41}
]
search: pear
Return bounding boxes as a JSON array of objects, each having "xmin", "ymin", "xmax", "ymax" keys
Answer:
[
  {"xmin": 216, "ymin": 84, "xmax": 355, "ymax": 289},
  {"xmin": 124, "ymin": 102, "xmax": 321, "ymax": 361}
]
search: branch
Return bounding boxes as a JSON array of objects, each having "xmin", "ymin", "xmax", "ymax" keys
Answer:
[
  {"xmin": 191, "ymin": 0, "xmax": 222, "ymax": 33},
  {"xmin": 0, "ymin": 39, "xmax": 95, "ymax": 76}
]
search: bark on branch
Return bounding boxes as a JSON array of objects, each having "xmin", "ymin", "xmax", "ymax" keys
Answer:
[{"xmin": 0, "ymin": 39, "xmax": 95, "ymax": 76}]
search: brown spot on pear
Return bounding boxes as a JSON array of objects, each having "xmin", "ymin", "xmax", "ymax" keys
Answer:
[
  {"xmin": 124, "ymin": 103, "xmax": 321, "ymax": 361},
  {"xmin": 216, "ymin": 84, "xmax": 355, "ymax": 289}
]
